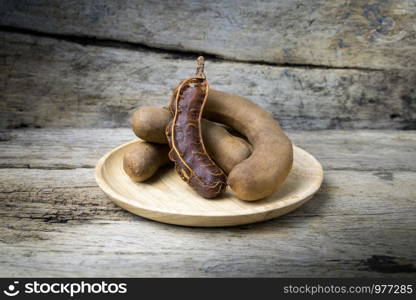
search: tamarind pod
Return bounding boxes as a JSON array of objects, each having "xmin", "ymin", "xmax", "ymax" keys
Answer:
[
  {"xmin": 166, "ymin": 57, "xmax": 227, "ymax": 198},
  {"xmin": 131, "ymin": 106, "xmax": 252, "ymax": 173},
  {"xmin": 203, "ymin": 89, "xmax": 293, "ymax": 201},
  {"xmin": 200, "ymin": 120, "xmax": 252, "ymax": 174},
  {"xmin": 131, "ymin": 106, "xmax": 169, "ymax": 144},
  {"xmin": 123, "ymin": 141, "xmax": 170, "ymax": 182},
  {"xmin": 131, "ymin": 89, "xmax": 291, "ymax": 200}
]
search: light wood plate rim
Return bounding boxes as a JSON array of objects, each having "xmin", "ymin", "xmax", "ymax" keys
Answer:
[{"xmin": 95, "ymin": 140, "xmax": 324, "ymax": 226}]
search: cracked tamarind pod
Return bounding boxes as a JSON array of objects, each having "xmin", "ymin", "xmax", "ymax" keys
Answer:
[{"xmin": 165, "ymin": 57, "xmax": 227, "ymax": 198}]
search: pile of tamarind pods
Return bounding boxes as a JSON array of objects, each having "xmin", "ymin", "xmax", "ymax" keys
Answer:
[{"xmin": 123, "ymin": 57, "xmax": 293, "ymax": 201}]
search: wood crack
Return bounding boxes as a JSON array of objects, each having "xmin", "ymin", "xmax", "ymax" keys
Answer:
[
  {"xmin": 1, "ymin": 164, "xmax": 415, "ymax": 172},
  {"xmin": 0, "ymin": 164, "xmax": 94, "ymax": 170},
  {"xmin": 0, "ymin": 25, "xmax": 383, "ymax": 72}
]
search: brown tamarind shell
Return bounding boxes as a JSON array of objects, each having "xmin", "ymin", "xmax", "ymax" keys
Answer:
[{"xmin": 166, "ymin": 77, "xmax": 227, "ymax": 198}]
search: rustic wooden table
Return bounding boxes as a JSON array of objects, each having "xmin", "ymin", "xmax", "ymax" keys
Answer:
[
  {"xmin": 1, "ymin": 129, "xmax": 415, "ymax": 277},
  {"xmin": 0, "ymin": 0, "xmax": 415, "ymax": 277}
]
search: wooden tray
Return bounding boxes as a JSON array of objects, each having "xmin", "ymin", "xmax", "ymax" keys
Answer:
[{"xmin": 95, "ymin": 140, "xmax": 323, "ymax": 227}]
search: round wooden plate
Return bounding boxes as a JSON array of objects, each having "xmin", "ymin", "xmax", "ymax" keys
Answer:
[{"xmin": 95, "ymin": 140, "xmax": 323, "ymax": 227}]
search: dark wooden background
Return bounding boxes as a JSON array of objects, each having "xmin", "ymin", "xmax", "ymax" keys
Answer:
[
  {"xmin": 0, "ymin": 0, "xmax": 415, "ymax": 277},
  {"xmin": 1, "ymin": 0, "xmax": 415, "ymax": 130}
]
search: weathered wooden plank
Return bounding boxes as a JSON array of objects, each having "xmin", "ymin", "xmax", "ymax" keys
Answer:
[
  {"xmin": 0, "ymin": 169, "xmax": 415, "ymax": 277},
  {"xmin": 0, "ymin": 216, "xmax": 415, "ymax": 277},
  {"xmin": 0, "ymin": 129, "xmax": 415, "ymax": 277},
  {"xmin": 1, "ymin": 129, "xmax": 416, "ymax": 172},
  {"xmin": 1, "ymin": 167, "xmax": 415, "ymax": 222},
  {"xmin": 0, "ymin": 129, "xmax": 137, "ymax": 169},
  {"xmin": 1, "ymin": 0, "xmax": 415, "ymax": 70},
  {"xmin": 1, "ymin": 32, "xmax": 415, "ymax": 130},
  {"xmin": 1, "ymin": 168, "xmax": 415, "ymax": 277}
]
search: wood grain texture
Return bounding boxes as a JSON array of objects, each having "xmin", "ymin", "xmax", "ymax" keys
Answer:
[
  {"xmin": 1, "ymin": 129, "xmax": 415, "ymax": 172},
  {"xmin": 0, "ymin": 129, "xmax": 415, "ymax": 277},
  {"xmin": 1, "ymin": 32, "xmax": 415, "ymax": 130},
  {"xmin": 1, "ymin": 0, "xmax": 415, "ymax": 276},
  {"xmin": 1, "ymin": 0, "xmax": 415, "ymax": 70}
]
